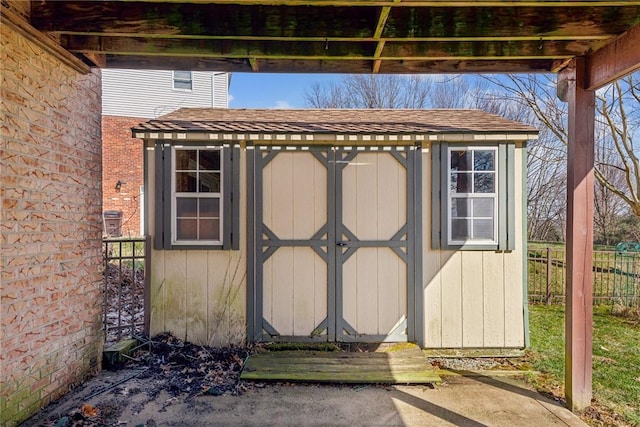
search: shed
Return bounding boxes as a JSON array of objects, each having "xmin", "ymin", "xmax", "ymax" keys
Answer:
[{"xmin": 133, "ymin": 108, "xmax": 538, "ymax": 350}]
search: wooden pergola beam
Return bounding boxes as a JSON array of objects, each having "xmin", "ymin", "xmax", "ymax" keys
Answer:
[
  {"xmin": 586, "ymin": 23, "xmax": 640, "ymax": 90},
  {"xmin": 560, "ymin": 57, "xmax": 595, "ymax": 412}
]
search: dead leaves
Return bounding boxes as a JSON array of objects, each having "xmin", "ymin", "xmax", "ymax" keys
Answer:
[
  {"xmin": 80, "ymin": 404, "xmax": 99, "ymax": 418},
  {"xmin": 135, "ymin": 333, "xmax": 250, "ymax": 399}
]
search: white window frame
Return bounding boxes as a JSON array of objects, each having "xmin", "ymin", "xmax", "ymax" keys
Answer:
[
  {"xmin": 172, "ymin": 70, "xmax": 193, "ymax": 91},
  {"xmin": 447, "ymin": 146, "xmax": 498, "ymax": 246},
  {"xmin": 170, "ymin": 146, "xmax": 223, "ymax": 246}
]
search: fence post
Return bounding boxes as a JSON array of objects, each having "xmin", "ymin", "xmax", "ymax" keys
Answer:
[{"xmin": 546, "ymin": 247, "xmax": 552, "ymax": 305}]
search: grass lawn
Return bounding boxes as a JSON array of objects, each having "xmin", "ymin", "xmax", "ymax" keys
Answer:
[{"xmin": 527, "ymin": 304, "xmax": 640, "ymax": 426}]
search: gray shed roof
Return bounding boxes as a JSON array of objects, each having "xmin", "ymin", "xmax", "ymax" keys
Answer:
[{"xmin": 133, "ymin": 108, "xmax": 538, "ymax": 143}]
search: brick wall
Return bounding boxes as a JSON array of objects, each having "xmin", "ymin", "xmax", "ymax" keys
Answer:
[
  {"xmin": 102, "ymin": 116, "xmax": 145, "ymax": 237},
  {"xmin": 0, "ymin": 20, "xmax": 103, "ymax": 426}
]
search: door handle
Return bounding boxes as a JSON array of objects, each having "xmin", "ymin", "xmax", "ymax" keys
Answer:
[{"xmin": 336, "ymin": 241, "xmax": 348, "ymax": 247}]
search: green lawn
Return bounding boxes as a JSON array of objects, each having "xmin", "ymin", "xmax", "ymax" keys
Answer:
[{"xmin": 527, "ymin": 304, "xmax": 640, "ymax": 425}]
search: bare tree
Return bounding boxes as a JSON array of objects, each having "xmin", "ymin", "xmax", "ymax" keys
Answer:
[
  {"xmin": 431, "ymin": 76, "xmax": 569, "ymax": 240},
  {"xmin": 304, "ymin": 75, "xmax": 432, "ymax": 109},
  {"xmin": 306, "ymin": 73, "xmax": 573, "ymax": 241},
  {"xmin": 484, "ymin": 73, "xmax": 640, "ymax": 223}
]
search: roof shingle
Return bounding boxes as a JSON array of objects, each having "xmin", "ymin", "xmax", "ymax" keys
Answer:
[{"xmin": 133, "ymin": 108, "xmax": 538, "ymax": 135}]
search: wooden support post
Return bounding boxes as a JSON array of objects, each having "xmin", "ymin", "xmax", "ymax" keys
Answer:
[{"xmin": 560, "ymin": 57, "xmax": 595, "ymax": 412}]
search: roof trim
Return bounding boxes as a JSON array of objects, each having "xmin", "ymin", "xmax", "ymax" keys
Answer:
[{"xmin": 134, "ymin": 130, "xmax": 538, "ymax": 143}]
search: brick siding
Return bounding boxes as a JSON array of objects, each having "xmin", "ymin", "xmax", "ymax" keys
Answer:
[
  {"xmin": 102, "ymin": 116, "xmax": 145, "ymax": 237},
  {"xmin": 0, "ymin": 22, "xmax": 103, "ymax": 426}
]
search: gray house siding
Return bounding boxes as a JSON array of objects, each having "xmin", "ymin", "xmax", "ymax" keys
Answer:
[{"xmin": 102, "ymin": 69, "xmax": 229, "ymax": 118}]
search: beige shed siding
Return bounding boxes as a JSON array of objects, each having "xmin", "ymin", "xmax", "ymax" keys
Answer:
[
  {"xmin": 144, "ymin": 138, "xmax": 525, "ymax": 348},
  {"xmin": 421, "ymin": 145, "xmax": 525, "ymax": 349},
  {"xmin": 146, "ymin": 148, "xmax": 247, "ymax": 346}
]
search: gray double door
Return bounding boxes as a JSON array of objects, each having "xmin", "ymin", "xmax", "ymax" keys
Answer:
[{"xmin": 249, "ymin": 146, "xmax": 418, "ymax": 343}]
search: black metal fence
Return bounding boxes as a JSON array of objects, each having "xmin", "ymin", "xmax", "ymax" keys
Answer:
[
  {"xmin": 103, "ymin": 237, "xmax": 150, "ymax": 343},
  {"xmin": 528, "ymin": 246, "xmax": 640, "ymax": 306}
]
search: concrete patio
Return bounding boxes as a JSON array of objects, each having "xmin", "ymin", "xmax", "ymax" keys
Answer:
[{"xmin": 23, "ymin": 369, "xmax": 587, "ymax": 426}]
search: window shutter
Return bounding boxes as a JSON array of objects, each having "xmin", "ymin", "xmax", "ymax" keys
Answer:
[
  {"xmin": 153, "ymin": 142, "xmax": 168, "ymax": 250},
  {"xmin": 231, "ymin": 146, "xmax": 241, "ymax": 250},
  {"xmin": 431, "ymin": 143, "xmax": 442, "ymax": 250},
  {"xmin": 506, "ymin": 143, "xmax": 516, "ymax": 251},
  {"xmin": 498, "ymin": 144, "xmax": 508, "ymax": 250}
]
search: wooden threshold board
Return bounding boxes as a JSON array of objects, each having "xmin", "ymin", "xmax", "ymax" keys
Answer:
[{"xmin": 240, "ymin": 351, "xmax": 441, "ymax": 384}]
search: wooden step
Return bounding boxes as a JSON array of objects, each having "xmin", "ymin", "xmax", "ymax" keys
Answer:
[{"xmin": 241, "ymin": 351, "xmax": 441, "ymax": 384}]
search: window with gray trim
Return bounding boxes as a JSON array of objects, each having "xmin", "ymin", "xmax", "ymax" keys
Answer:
[
  {"xmin": 432, "ymin": 142, "xmax": 516, "ymax": 251},
  {"xmin": 448, "ymin": 147, "xmax": 498, "ymax": 245},
  {"xmin": 172, "ymin": 147, "xmax": 223, "ymax": 245},
  {"xmin": 154, "ymin": 143, "xmax": 240, "ymax": 250},
  {"xmin": 173, "ymin": 71, "xmax": 193, "ymax": 91}
]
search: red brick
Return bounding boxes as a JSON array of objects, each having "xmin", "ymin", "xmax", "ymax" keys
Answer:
[{"xmin": 102, "ymin": 115, "xmax": 145, "ymax": 236}]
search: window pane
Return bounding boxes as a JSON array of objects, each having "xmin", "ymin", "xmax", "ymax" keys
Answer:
[
  {"xmin": 474, "ymin": 173, "xmax": 495, "ymax": 193},
  {"xmin": 175, "ymin": 172, "xmax": 197, "ymax": 192},
  {"xmin": 177, "ymin": 219, "xmax": 197, "ymax": 240},
  {"xmin": 173, "ymin": 71, "xmax": 193, "ymax": 91},
  {"xmin": 174, "ymin": 71, "xmax": 191, "ymax": 80},
  {"xmin": 200, "ymin": 150, "xmax": 221, "ymax": 171},
  {"xmin": 175, "ymin": 150, "xmax": 197, "ymax": 170},
  {"xmin": 450, "ymin": 150, "xmax": 470, "ymax": 171},
  {"xmin": 474, "ymin": 151, "xmax": 495, "ymax": 171},
  {"xmin": 451, "ymin": 173, "xmax": 471, "ymax": 193},
  {"xmin": 199, "ymin": 173, "xmax": 220, "ymax": 193},
  {"xmin": 473, "ymin": 219, "xmax": 494, "ymax": 240},
  {"xmin": 176, "ymin": 198, "xmax": 197, "ymax": 217},
  {"xmin": 199, "ymin": 198, "xmax": 220, "ymax": 217},
  {"xmin": 473, "ymin": 198, "xmax": 494, "ymax": 217},
  {"xmin": 451, "ymin": 219, "xmax": 471, "ymax": 240},
  {"xmin": 199, "ymin": 219, "xmax": 220, "ymax": 240},
  {"xmin": 451, "ymin": 198, "xmax": 470, "ymax": 218},
  {"xmin": 174, "ymin": 80, "xmax": 192, "ymax": 90}
]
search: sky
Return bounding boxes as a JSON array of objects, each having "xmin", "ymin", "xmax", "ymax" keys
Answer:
[{"xmin": 228, "ymin": 73, "xmax": 340, "ymax": 109}]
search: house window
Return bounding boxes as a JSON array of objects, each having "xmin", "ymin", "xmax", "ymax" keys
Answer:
[
  {"xmin": 155, "ymin": 143, "xmax": 240, "ymax": 250},
  {"xmin": 448, "ymin": 147, "xmax": 497, "ymax": 245},
  {"xmin": 432, "ymin": 142, "xmax": 516, "ymax": 251},
  {"xmin": 173, "ymin": 71, "xmax": 193, "ymax": 91},
  {"xmin": 172, "ymin": 147, "xmax": 222, "ymax": 245}
]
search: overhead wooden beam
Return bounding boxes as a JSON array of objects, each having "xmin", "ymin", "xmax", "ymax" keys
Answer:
[
  {"xmin": 371, "ymin": 2, "xmax": 395, "ymax": 73},
  {"xmin": 249, "ymin": 57, "xmax": 260, "ymax": 71},
  {"xmin": 69, "ymin": 0, "xmax": 640, "ymax": 7},
  {"xmin": 32, "ymin": 2, "xmax": 640, "ymax": 40},
  {"xmin": 0, "ymin": 5, "xmax": 89, "ymax": 74},
  {"xmin": 62, "ymin": 35, "xmax": 591, "ymax": 61},
  {"xmin": 561, "ymin": 57, "xmax": 595, "ymax": 412},
  {"xmin": 82, "ymin": 53, "xmax": 107, "ymax": 68},
  {"xmin": 103, "ymin": 54, "xmax": 553, "ymax": 73},
  {"xmin": 380, "ymin": 58, "xmax": 553, "ymax": 73},
  {"xmin": 382, "ymin": 39, "xmax": 598, "ymax": 58},
  {"xmin": 586, "ymin": 23, "xmax": 640, "ymax": 90},
  {"xmin": 50, "ymin": 33, "xmax": 617, "ymax": 43}
]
